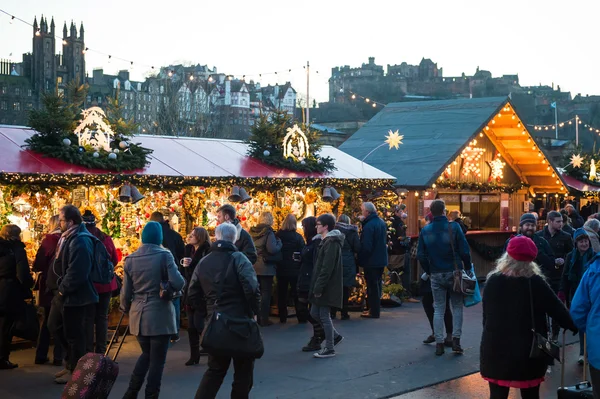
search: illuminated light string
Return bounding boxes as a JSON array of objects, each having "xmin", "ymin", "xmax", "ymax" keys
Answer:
[
  {"xmin": 530, "ymin": 115, "xmax": 600, "ymax": 135},
  {"xmin": 0, "ymin": 9, "xmax": 322, "ymax": 82},
  {"xmin": 346, "ymin": 90, "xmax": 386, "ymax": 108}
]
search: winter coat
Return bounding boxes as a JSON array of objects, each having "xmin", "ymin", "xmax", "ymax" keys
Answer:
[
  {"xmin": 297, "ymin": 235, "xmax": 322, "ymax": 298},
  {"xmin": 159, "ymin": 221, "xmax": 185, "ymax": 265},
  {"xmin": 32, "ymin": 232, "xmax": 60, "ymax": 307},
  {"xmin": 569, "ymin": 209, "xmax": 585, "ymax": 229},
  {"xmin": 187, "ymin": 240, "xmax": 260, "ymax": 319},
  {"xmin": 275, "ymin": 230, "xmax": 305, "ymax": 278},
  {"xmin": 86, "ymin": 225, "xmax": 119, "ymax": 294},
  {"xmin": 389, "ymin": 215, "xmax": 407, "ymax": 255},
  {"xmin": 309, "ymin": 230, "xmax": 344, "ymax": 308},
  {"xmin": 120, "ymin": 243, "xmax": 185, "ymax": 336},
  {"xmin": 562, "ymin": 223, "xmax": 575, "ymax": 237},
  {"xmin": 250, "ymin": 224, "xmax": 282, "ymax": 276},
  {"xmin": 233, "ymin": 219, "xmax": 258, "ymax": 265},
  {"xmin": 583, "ymin": 225, "xmax": 600, "ymax": 253},
  {"xmin": 0, "ymin": 238, "xmax": 33, "ymax": 316},
  {"xmin": 418, "ymin": 215, "xmax": 472, "ymax": 274},
  {"xmin": 58, "ymin": 223, "xmax": 99, "ymax": 307},
  {"xmin": 335, "ymin": 222, "xmax": 361, "ymax": 287},
  {"xmin": 480, "ymin": 273, "xmax": 576, "ymax": 382},
  {"xmin": 535, "ymin": 226, "xmax": 574, "ymax": 282},
  {"xmin": 560, "ymin": 248, "xmax": 596, "ymax": 300},
  {"xmin": 182, "ymin": 242, "xmax": 210, "ymax": 311},
  {"xmin": 570, "ymin": 257, "xmax": 600, "ymax": 369},
  {"xmin": 358, "ymin": 213, "xmax": 388, "ymax": 268},
  {"xmin": 504, "ymin": 234, "xmax": 555, "ymax": 283},
  {"xmin": 454, "ymin": 219, "xmax": 468, "ymax": 235}
]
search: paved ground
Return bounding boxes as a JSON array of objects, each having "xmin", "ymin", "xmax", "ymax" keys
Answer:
[{"xmin": 0, "ymin": 301, "xmax": 584, "ymax": 399}]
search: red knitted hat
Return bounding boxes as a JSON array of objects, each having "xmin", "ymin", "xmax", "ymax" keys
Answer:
[{"xmin": 507, "ymin": 236, "xmax": 538, "ymax": 262}]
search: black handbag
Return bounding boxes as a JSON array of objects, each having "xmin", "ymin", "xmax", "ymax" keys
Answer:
[
  {"xmin": 200, "ymin": 256, "xmax": 264, "ymax": 359},
  {"xmin": 159, "ymin": 256, "xmax": 182, "ymax": 301},
  {"xmin": 528, "ymin": 279, "xmax": 560, "ymax": 365},
  {"xmin": 448, "ymin": 224, "xmax": 476, "ymax": 295},
  {"xmin": 12, "ymin": 300, "xmax": 40, "ymax": 341}
]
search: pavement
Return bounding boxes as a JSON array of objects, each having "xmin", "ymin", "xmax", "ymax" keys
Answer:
[{"xmin": 0, "ymin": 301, "xmax": 587, "ymax": 399}]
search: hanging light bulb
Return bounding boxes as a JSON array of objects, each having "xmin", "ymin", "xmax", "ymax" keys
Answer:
[
  {"xmin": 365, "ymin": 98, "xmax": 370, "ymax": 103},
  {"xmin": 108, "ymin": 55, "xmax": 111, "ymax": 64},
  {"xmin": 62, "ymin": 39, "xmax": 67, "ymax": 45},
  {"xmin": 35, "ymin": 29, "xmax": 41, "ymax": 36},
  {"xmin": 351, "ymin": 94, "xmax": 356, "ymax": 99},
  {"xmin": 10, "ymin": 16, "xmax": 15, "ymax": 24},
  {"xmin": 414, "ymin": 192, "xmax": 419, "ymax": 197},
  {"xmin": 189, "ymin": 75, "xmax": 194, "ymax": 81},
  {"xmin": 372, "ymin": 103, "xmax": 376, "ymax": 108},
  {"xmin": 129, "ymin": 61, "xmax": 133, "ymax": 70},
  {"xmin": 82, "ymin": 47, "xmax": 88, "ymax": 54}
]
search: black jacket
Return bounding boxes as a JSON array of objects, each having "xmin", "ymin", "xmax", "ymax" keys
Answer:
[
  {"xmin": 535, "ymin": 226, "xmax": 574, "ymax": 282},
  {"xmin": 187, "ymin": 240, "xmax": 260, "ymax": 319},
  {"xmin": 358, "ymin": 213, "xmax": 388, "ymax": 268},
  {"xmin": 160, "ymin": 221, "xmax": 185, "ymax": 265},
  {"xmin": 504, "ymin": 234, "xmax": 555, "ymax": 280},
  {"xmin": 0, "ymin": 238, "xmax": 33, "ymax": 315},
  {"xmin": 389, "ymin": 215, "xmax": 407, "ymax": 255},
  {"xmin": 569, "ymin": 210, "xmax": 585, "ymax": 229},
  {"xmin": 233, "ymin": 219, "xmax": 258, "ymax": 265},
  {"xmin": 297, "ymin": 235, "xmax": 322, "ymax": 298},
  {"xmin": 182, "ymin": 242, "xmax": 210, "ymax": 310},
  {"xmin": 480, "ymin": 273, "xmax": 576, "ymax": 381},
  {"xmin": 335, "ymin": 222, "xmax": 361, "ymax": 287},
  {"xmin": 453, "ymin": 219, "xmax": 468, "ymax": 235},
  {"xmin": 275, "ymin": 230, "xmax": 305, "ymax": 278},
  {"xmin": 562, "ymin": 223, "xmax": 575, "ymax": 237}
]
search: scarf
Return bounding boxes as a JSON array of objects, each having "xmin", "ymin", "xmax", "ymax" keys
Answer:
[{"xmin": 55, "ymin": 224, "xmax": 79, "ymax": 260}]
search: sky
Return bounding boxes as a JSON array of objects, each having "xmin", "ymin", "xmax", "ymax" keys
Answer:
[{"xmin": 0, "ymin": 0, "xmax": 596, "ymax": 104}]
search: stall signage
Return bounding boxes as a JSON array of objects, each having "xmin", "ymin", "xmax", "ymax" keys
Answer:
[
  {"xmin": 72, "ymin": 188, "xmax": 86, "ymax": 205},
  {"xmin": 481, "ymin": 195, "xmax": 500, "ymax": 202},
  {"xmin": 439, "ymin": 194, "xmax": 460, "ymax": 203},
  {"xmin": 461, "ymin": 195, "xmax": 480, "ymax": 203}
]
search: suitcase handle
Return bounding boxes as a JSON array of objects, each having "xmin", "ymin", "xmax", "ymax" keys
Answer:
[
  {"xmin": 105, "ymin": 312, "xmax": 130, "ymax": 362},
  {"xmin": 575, "ymin": 381, "xmax": 592, "ymax": 390}
]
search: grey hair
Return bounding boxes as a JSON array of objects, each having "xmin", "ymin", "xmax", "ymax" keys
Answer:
[
  {"xmin": 215, "ymin": 222, "xmax": 237, "ymax": 243},
  {"xmin": 585, "ymin": 218, "xmax": 600, "ymax": 232},
  {"xmin": 362, "ymin": 202, "xmax": 376, "ymax": 213}
]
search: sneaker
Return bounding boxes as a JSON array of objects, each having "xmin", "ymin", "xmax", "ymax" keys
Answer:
[
  {"xmin": 313, "ymin": 348, "xmax": 335, "ymax": 358},
  {"xmin": 54, "ymin": 370, "xmax": 72, "ymax": 384},
  {"xmin": 578, "ymin": 355, "xmax": 584, "ymax": 365},
  {"xmin": 334, "ymin": 335, "xmax": 344, "ymax": 347},
  {"xmin": 170, "ymin": 335, "xmax": 180, "ymax": 343},
  {"xmin": 302, "ymin": 337, "xmax": 323, "ymax": 352},
  {"xmin": 54, "ymin": 368, "xmax": 69, "ymax": 379}
]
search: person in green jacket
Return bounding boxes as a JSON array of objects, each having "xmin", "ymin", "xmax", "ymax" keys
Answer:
[{"xmin": 309, "ymin": 214, "xmax": 345, "ymax": 359}]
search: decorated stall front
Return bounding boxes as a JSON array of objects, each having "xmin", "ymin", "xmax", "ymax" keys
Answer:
[{"xmin": 340, "ymin": 96, "xmax": 567, "ymax": 277}]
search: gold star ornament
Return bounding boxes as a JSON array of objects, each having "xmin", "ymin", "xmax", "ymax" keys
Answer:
[
  {"xmin": 385, "ymin": 130, "xmax": 404, "ymax": 150},
  {"xmin": 570, "ymin": 153, "xmax": 583, "ymax": 168}
]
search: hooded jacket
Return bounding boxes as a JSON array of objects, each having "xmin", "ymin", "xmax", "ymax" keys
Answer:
[
  {"xmin": 0, "ymin": 238, "xmax": 33, "ymax": 315},
  {"xmin": 250, "ymin": 224, "xmax": 282, "ymax": 276},
  {"xmin": 560, "ymin": 234, "xmax": 596, "ymax": 298},
  {"xmin": 232, "ymin": 219, "xmax": 258, "ymax": 265},
  {"xmin": 358, "ymin": 212, "xmax": 388, "ymax": 268},
  {"xmin": 275, "ymin": 229, "xmax": 305, "ymax": 278},
  {"xmin": 335, "ymin": 222, "xmax": 361, "ymax": 287},
  {"xmin": 309, "ymin": 230, "xmax": 344, "ymax": 308},
  {"xmin": 571, "ymin": 255, "xmax": 600, "ymax": 369}
]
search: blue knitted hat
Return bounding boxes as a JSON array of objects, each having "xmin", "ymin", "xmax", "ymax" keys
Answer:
[
  {"xmin": 142, "ymin": 221, "xmax": 163, "ymax": 245},
  {"xmin": 573, "ymin": 228, "xmax": 589, "ymax": 242}
]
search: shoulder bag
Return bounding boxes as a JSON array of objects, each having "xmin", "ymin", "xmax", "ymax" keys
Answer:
[
  {"xmin": 528, "ymin": 278, "xmax": 560, "ymax": 364},
  {"xmin": 159, "ymin": 254, "xmax": 182, "ymax": 301},
  {"xmin": 201, "ymin": 255, "xmax": 264, "ymax": 359},
  {"xmin": 448, "ymin": 223, "xmax": 476, "ymax": 295}
]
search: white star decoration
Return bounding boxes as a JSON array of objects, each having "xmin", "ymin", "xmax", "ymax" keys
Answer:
[
  {"xmin": 570, "ymin": 153, "xmax": 584, "ymax": 168},
  {"xmin": 488, "ymin": 157, "xmax": 505, "ymax": 180},
  {"xmin": 385, "ymin": 130, "xmax": 404, "ymax": 150}
]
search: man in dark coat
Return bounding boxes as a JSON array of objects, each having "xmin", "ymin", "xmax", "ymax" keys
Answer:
[
  {"xmin": 504, "ymin": 213, "xmax": 555, "ymax": 275},
  {"xmin": 566, "ymin": 204, "xmax": 585, "ymax": 229},
  {"xmin": 309, "ymin": 214, "xmax": 344, "ymax": 358},
  {"xmin": 188, "ymin": 223, "xmax": 260, "ymax": 399},
  {"xmin": 358, "ymin": 202, "xmax": 388, "ymax": 319},
  {"xmin": 217, "ymin": 204, "xmax": 257, "ymax": 265}
]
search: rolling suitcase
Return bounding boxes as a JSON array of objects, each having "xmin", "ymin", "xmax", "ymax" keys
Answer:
[
  {"xmin": 61, "ymin": 312, "xmax": 130, "ymax": 399},
  {"xmin": 557, "ymin": 332, "xmax": 594, "ymax": 398}
]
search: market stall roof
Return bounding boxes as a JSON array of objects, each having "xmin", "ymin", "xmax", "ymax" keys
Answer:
[
  {"xmin": 339, "ymin": 97, "xmax": 567, "ymax": 192},
  {"xmin": 561, "ymin": 173, "xmax": 600, "ymax": 193},
  {"xmin": 0, "ymin": 126, "xmax": 394, "ymax": 182}
]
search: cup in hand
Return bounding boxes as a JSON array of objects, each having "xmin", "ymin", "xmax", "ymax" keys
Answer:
[{"xmin": 180, "ymin": 257, "xmax": 192, "ymax": 267}]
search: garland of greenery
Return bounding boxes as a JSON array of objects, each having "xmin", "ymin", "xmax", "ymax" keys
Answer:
[
  {"xmin": 467, "ymin": 238, "xmax": 506, "ymax": 261},
  {"xmin": 25, "ymin": 84, "xmax": 152, "ymax": 172},
  {"xmin": 102, "ymin": 196, "xmax": 122, "ymax": 238},
  {"xmin": 246, "ymin": 111, "xmax": 335, "ymax": 173},
  {"xmin": 435, "ymin": 179, "xmax": 528, "ymax": 194}
]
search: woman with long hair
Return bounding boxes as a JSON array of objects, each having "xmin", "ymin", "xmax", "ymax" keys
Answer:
[
  {"xmin": 480, "ymin": 236, "xmax": 577, "ymax": 399},
  {"xmin": 182, "ymin": 227, "xmax": 211, "ymax": 366},
  {"xmin": 0, "ymin": 224, "xmax": 33, "ymax": 369},
  {"xmin": 275, "ymin": 214, "xmax": 305, "ymax": 323}
]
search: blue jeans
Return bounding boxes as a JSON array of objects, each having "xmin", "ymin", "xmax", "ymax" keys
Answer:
[
  {"xmin": 172, "ymin": 297, "xmax": 181, "ymax": 335},
  {"xmin": 132, "ymin": 335, "xmax": 170, "ymax": 395},
  {"xmin": 430, "ymin": 272, "xmax": 463, "ymax": 343}
]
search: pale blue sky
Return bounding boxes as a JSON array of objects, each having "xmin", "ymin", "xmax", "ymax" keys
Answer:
[{"xmin": 0, "ymin": 0, "xmax": 595, "ymax": 103}]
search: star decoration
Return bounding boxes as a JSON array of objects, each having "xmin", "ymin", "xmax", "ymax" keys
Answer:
[
  {"xmin": 487, "ymin": 156, "xmax": 505, "ymax": 181},
  {"xmin": 570, "ymin": 153, "xmax": 583, "ymax": 168},
  {"xmin": 385, "ymin": 130, "xmax": 404, "ymax": 150}
]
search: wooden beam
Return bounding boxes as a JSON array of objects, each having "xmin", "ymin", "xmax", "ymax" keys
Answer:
[{"xmin": 483, "ymin": 128, "xmax": 527, "ymax": 183}]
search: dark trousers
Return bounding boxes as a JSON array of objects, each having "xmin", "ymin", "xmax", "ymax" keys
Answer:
[
  {"xmin": 186, "ymin": 308, "xmax": 205, "ymax": 357},
  {"xmin": 276, "ymin": 275, "xmax": 299, "ymax": 322},
  {"xmin": 331, "ymin": 286, "xmax": 350, "ymax": 317},
  {"xmin": 400, "ymin": 253, "xmax": 413, "ymax": 296},
  {"xmin": 85, "ymin": 292, "xmax": 111, "ymax": 354},
  {"xmin": 195, "ymin": 354, "xmax": 255, "ymax": 399},
  {"xmin": 422, "ymin": 291, "xmax": 453, "ymax": 336},
  {"xmin": 36, "ymin": 305, "xmax": 64, "ymax": 362},
  {"xmin": 132, "ymin": 335, "xmax": 170, "ymax": 395},
  {"xmin": 63, "ymin": 303, "xmax": 95, "ymax": 372},
  {"xmin": 488, "ymin": 382, "xmax": 540, "ymax": 399},
  {"xmin": 548, "ymin": 280, "xmax": 560, "ymax": 337},
  {"xmin": 364, "ymin": 267, "xmax": 384, "ymax": 317},
  {"xmin": 590, "ymin": 364, "xmax": 600, "ymax": 399},
  {"xmin": 48, "ymin": 294, "xmax": 69, "ymax": 367},
  {"xmin": 257, "ymin": 276, "xmax": 273, "ymax": 324},
  {"xmin": 0, "ymin": 314, "xmax": 14, "ymax": 361},
  {"xmin": 297, "ymin": 300, "xmax": 325, "ymax": 339}
]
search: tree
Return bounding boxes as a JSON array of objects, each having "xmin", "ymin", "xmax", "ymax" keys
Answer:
[{"xmin": 105, "ymin": 89, "xmax": 139, "ymax": 140}]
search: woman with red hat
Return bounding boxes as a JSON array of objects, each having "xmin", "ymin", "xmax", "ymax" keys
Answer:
[{"xmin": 480, "ymin": 235, "xmax": 578, "ymax": 399}]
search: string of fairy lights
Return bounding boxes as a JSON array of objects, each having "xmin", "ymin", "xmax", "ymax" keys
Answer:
[
  {"xmin": 346, "ymin": 90, "xmax": 386, "ymax": 108},
  {"xmin": 530, "ymin": 115, "xmax": 600, "ymax": 136}
]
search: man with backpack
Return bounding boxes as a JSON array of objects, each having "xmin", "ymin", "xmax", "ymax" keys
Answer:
[{"xmin": 53, "ymin": 205, "xmax": 99, "ymax": 384}]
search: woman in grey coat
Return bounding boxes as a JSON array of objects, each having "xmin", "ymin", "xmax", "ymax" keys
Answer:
[
  {"xmin": 249, "ymin": 211, "xmax": 282, "ymax": 326},
  {"xmin": 121, "ymin": 221, "xmax": 185, "ymax": 399}
]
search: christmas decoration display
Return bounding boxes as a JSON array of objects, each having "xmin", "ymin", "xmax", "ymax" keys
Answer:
[
  {"xmin": 434, "ymin": 179, "xmax": 527, "ymax": 194},
  {"xmin": 74, "ymin": 107, "xmax": 114, "ymax": 151},
  {"xmin": 384, "ymin": 130, "xmax": 403, "ymax": 150},
  {"xmin": 487, "ymin": 153, "xmax": 505, "ymax": 182},
  {"xmin": 460, "ymin": 139, "xmax": 486, "ymax": 177},
  {"xmin": 570, "ymin": 153, "xmax": 584, "ymax": 168}
]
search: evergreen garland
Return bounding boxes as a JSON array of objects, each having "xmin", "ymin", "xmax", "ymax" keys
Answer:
[
  {"xmin": 435, "ymin": 179, "xmax": 527, "ymax": 194},
  {"xmin": 246, "ymin": 111, "xmax": 335, "ymax": 173}
]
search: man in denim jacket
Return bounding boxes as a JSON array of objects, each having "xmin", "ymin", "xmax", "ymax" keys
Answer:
[{"xmin": 417, "ymin": 199, "xmax": 472, "ymax": 356}]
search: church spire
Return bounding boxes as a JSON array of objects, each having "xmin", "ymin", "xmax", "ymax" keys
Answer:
[
  {"xmin": 63, "ymin": 22, "xmax": 68, "ymax": 39},
  {"xmin": 79, "ymin": 22, "xmax": 84, "ymax": 41},
  {"xmin": 33, "ymin": 16, "xmax": 38, "ymax": 35},
  {"xmin": 50, "ymin": 17, "xmax": 55, "ymax": 35}
]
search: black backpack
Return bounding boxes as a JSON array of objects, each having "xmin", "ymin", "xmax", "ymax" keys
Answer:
[{"xmin": 86, "ymin": 236, "xmax": 114, "ymax": 285}]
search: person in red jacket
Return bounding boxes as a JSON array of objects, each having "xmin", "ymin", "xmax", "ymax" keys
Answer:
[
  {"xmin": 32, "ymin": 215, "xmax": 65, "ymax": 365},
  {"xmin": 82, "ymin": 210, "xmax": 119, "ymax": 354}
]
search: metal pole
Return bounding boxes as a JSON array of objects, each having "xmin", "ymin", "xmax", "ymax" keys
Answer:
[
  {"xmin": 306, "ymin": 61, "xmax": 310, "ymax": 125},
  {"xmin": 554, "ymin": 105, "xmax": 558, "ymax": 140},
  {"xmin": 575, "ymin": 115, "xmax": 579, "ymax": 146}
]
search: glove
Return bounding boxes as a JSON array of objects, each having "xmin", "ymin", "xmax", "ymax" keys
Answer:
[{"xmin": 557, "ymin": 291, "xmax": 566, "ymax": 303}]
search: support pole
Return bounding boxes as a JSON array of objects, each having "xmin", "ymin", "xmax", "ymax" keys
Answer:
[
  {"xmin": 554, "ymin": 105, "xmax": 558, "ymax": 140},
  {"xmin": 576, "ymin": 115, "xmax": 579, "ymax": 146},
  {"xmin": 306, "ymin": 61, "xmax": 310, "ymax": 125}
]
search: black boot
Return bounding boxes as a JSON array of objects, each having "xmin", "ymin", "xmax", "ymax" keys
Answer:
[
  {"xmin": 186, "ymin": 329, "xmax": 201, "ymax": 366},
  {"xmin": 122, "ymin": 375, "xmax": 144, "ymax": 399},
  {"xmin": 435, "ymin": 343, "xmax": 445, "ymax": 356},
  {"xmin": 185, "ymin": 348, "xmax": 200, "ymax": 366},
  {"xmin": 452, "ymin": 338, "xmax": 464, "ymax": 354},
  {"xmin": 145, "ymin": 389, "xmax": 159, "ymax": 399}
]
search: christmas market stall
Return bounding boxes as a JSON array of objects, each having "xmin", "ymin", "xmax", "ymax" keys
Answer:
[{"xmin": 339, "ymin": 96, "xmax": 568, "ymax": 278}]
